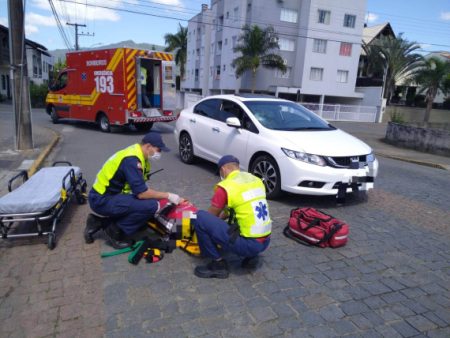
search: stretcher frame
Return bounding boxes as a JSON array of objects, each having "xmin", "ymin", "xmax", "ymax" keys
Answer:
[{"xmin": 0, "ymin": 161, "xmax": 87, "ymax": 249}]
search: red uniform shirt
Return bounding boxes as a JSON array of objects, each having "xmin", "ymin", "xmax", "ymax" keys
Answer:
[{"xmin": 211, "ymin": 186, "xmax": 228, "ymax": 209}]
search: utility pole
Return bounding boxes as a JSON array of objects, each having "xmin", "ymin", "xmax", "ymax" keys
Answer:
[
  {"xmin": 66, "ymin": 22, "xmax": 94, "ymax": 50},
  {"xmin": 7, "ymin": 0, "xmax": 33, "ymax": 150}
]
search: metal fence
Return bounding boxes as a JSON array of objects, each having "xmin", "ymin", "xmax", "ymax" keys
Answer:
[
  {"xmin": 299, "ymin": 102, "xmax": 378, "ymax": 122},
  {"xmin": 181, "ymin": 94, "xmax": 379, "ymax": 123}
]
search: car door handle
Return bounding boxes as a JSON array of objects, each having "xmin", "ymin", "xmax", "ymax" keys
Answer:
[
  {"xmin": 212, "ymin": 127, "xmax": 220, "ymax": 132},
  {"xmin": 189, "ymin": 118, "xmax": 196, "ymax": 123}
]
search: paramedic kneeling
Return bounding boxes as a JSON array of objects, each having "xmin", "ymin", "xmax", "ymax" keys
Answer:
[
  {"xmin": 193, "ymin": 155, "xmax": 271, "ymax": 279},
  {"xmin": 85, "ymin": 132, "xmax": 185, "ymax": 249}
]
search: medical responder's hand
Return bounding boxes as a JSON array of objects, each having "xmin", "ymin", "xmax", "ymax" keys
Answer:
[{"xmin": 168, "ymin": 192, "xmax": 183, "ymax": 204}]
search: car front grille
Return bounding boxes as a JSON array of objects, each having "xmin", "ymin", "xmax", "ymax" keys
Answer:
[{"xmin": 325, "ymin": 155, "xmax": 367, "ymax": 169}]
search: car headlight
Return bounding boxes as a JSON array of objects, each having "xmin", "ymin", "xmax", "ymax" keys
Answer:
[
  {"xmin": 367, "ymin": 152, "xmax": 376, "ymax": 162},
  {"xmin": 282, "ymin": 148, "xmax": 326, "ymax": 166}
]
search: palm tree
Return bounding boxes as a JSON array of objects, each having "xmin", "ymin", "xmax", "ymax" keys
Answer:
[
  {"xmin": 164, "ymin": 23, "xmax": 188, "ymax": 79},
  {"xmin": 414, "ymin": 57, "xmax": 450, "ymax": 123},
  {"xmin": 232, "ymin": 25, "xmax": 286, "ymax": 93},
  {"xmin": 363, "ymin": 33, "xmax": 423, "ymax": 104}
]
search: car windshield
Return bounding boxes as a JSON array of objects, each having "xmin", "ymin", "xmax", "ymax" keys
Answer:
[{"xmin": 244, "ymin": 101, "xmax": 334, "ymax": 131}]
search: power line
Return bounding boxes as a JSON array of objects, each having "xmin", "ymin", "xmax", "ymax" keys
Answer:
[
  {"xmin": 58, "ymin": 0, "xmax": 450, "ymax": 49},
  {"xmin": 48, "ymin": 0, "xmax": 72, "ymax": 50}
]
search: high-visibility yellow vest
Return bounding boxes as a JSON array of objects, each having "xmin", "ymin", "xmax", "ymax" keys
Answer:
[
  {"xmin": 140, "ymin": 67, "xmax": 147, "ymax": 85},
  {"xmin": 217, "ymin": 170, "xmax": 272, "ymax": 238},
  {"xmin": 93, "ymin": 143, "xmax": 150, "ymax": 195}
]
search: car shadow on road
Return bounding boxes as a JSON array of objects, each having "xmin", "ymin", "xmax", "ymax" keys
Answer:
[{"xmin": 275, "ymin": 190, "xmax": 369, "ymax": 209}]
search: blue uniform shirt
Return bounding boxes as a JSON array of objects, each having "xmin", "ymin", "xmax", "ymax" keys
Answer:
[{"xmin": 105, "ymin": 156, "xmax": 148, "ymax": 195}]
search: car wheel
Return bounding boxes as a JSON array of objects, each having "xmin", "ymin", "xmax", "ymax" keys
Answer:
[
  {"xmin": 98, "ymin": 113, "xmax": 111, "ymax": 133},
  {"xmin": 50, "ymin": 107, "xmax": 59, "ymax": 124},
  {"xmin": 179, "ymin": 132, "xmax": 195, "ymax": 164},
  {"xmin": 135, "ymin": 122, "xmax": 153, "ymax": 132},
  {"xmin": 251, "ymin": 155, "xmax": 282, "ymax": 199}
]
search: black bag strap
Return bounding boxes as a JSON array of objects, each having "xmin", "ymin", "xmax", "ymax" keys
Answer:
[
  {"xmin": 316, "ymin": 223, "xmax": 343, "ymax": 244},
  {"xmin": 283, "ymin": 225, "xmax": 316, "ymax": 247}
]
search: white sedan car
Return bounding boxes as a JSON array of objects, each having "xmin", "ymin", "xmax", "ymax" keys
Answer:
[{"xmin": 174, "ymin": 94, "xmax": 378, "ymax": 199}]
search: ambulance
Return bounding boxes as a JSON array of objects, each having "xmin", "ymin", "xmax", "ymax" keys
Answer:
[{"xmin": 46, "ymin": 48, "xmax": 177, "ymax": 132}]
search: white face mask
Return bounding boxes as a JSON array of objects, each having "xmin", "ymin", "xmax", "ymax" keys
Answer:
[{"xmin": 151, "ymin": 151, "xmax": 161, "ymax": 161}]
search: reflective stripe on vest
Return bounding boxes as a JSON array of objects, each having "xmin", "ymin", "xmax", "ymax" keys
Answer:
[
  {"xmin": 217, "ymin": 170, "xmax": 272, "ymax": 238},
  {"xmin": 92, "ymin": 143, "xmax": 150, "ymax": 195}
]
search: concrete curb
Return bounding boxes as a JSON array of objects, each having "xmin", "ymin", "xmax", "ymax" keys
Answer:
[
  {"xmin": 27, "ymin": 128, "xmax": 60, "ymax": 176},
  {"xmin": 375, "ymin": 151, "xmax": 450, "ymax": 171}
]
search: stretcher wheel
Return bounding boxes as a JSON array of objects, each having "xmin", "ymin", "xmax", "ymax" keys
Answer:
[
  {"xmin": 48, "ymin": 233, "xmax": 56, "ymax": 250},
  {"xmin": 75, "ymin": 189, "xmax": 87, "ymax": 204}
]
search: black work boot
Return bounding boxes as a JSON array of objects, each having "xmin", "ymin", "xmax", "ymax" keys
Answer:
[
  {"xmin": 84, "ymin": 213, "xmax": 104, "ymax": 244},
  {"xmin": 241, "ymin": 256, "xmax": 260, "ymax": 269},
  {"xmin": 103, "ymin": 223, "xmax": 133, "ymax": 249},
  {"xmin": 194, "ymin": 259, "xmax": 229, "ymax": 279}
]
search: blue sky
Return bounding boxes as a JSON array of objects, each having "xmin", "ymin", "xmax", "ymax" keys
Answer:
[{"xmin": 0, "ymin": 0, "xmax": 449, "ymax": 53}]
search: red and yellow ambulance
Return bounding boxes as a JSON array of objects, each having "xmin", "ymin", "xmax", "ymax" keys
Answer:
[{"xmin": 46, "ymin": 48, "xmax": 177, "ymax": 132}]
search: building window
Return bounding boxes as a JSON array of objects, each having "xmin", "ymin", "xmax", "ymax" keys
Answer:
[
  {"xmin": 234, "ymin": 7, "xmax": 239, "ymax": 21},
  {"xmin": 196, "ymin": 48, "xmax": 200, "ymax": 57},
  {"xmin": 226, "ymin": 11, "xmax": 229, "ymax": 19},
  {"xmin": 195, "ymin": 69, "xmax": 199, "ymax": 81},
  {"xmin": 215, "ymin": 66, "xmax": 221, "ymax": 79},
  {"xmin": 32, "ymin": 55, "xmax": 38, "ymax": 77},
  {"xmin": 337, "ymin": 70, "xmax": 349, "ymax": 83},
  {"xmin": 339, "ymin": 42, "xmax": 352, "ymax": 56},
  {"xmin": 275, "ymin": 67, "xmax": 291, "ymax": 79},
  {"xmin": 279, "ymin": 38, "xmax": 295, "ymax": 51},
  {"xmin": 1, "ymin": 75, "xmax": 6, "ymax": 90},
  {"xmin": 223, "ymin": 64, "xmax": 226, "ymax": 72},
  {"xmin": 218, "ymin": 16, "xmax": 224, "ymax": 31},
  {"xmin": 280, "ymin": 8, "xmax": 298, "ymax": 23},
  {"xmin": 217, "ymin": 41, "xmax": 222, "ymax": 55},
  {"xmin": 224, "ymin": 38, "xmax": 228, "ymax": 46},
  {"xmin": 344, "ymin": 14, "xmax": 356, "ymax": 28},
  {"xmin": 318, "ymin": 9, "xmax": 330, "ymax": 24},
  {"xmin": 313, "ymin": 39, "xmax": 327, "ymax": 53},
  {"xmin": 310, "ymin": 67, "xmax": 323, "ymax": 81},
  {"xmin": 232, "ymin": 36, "xmax": 237, "ymax": 48}
]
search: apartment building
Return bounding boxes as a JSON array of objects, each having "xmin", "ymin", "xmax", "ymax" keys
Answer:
[{"xmin": 183, "ymin": 0, "xmax": 367, "ymax": 105}]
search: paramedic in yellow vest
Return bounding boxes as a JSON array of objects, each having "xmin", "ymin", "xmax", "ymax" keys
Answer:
[
  {"xmin": 193, "ymin": 155, "xmax": 272, "ymax": 279},
  {"xmin": 140, "ymin": 66, "xmax": 151, "ymax": 108},
  {"xmin": 84, "ymin": 132, "xmax": 184, "ymax": 249}
]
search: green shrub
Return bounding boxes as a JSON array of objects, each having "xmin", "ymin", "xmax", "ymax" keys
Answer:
[
  {"xmin": 443, "ymin": 97, "xmax": 450, "ymax": 110},
  {"xmin": 414, "ymin": 94, "xmax": 426, "ymax": 108},
  {"xmin": 29, "ymin": 81, "xmax": 48, "ymax": 108},
  {"xmin": 390, "ymin": 109, "xmax": 405, "ymax": 123}
]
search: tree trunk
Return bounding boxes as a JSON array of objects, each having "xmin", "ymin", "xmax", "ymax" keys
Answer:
[
  {"xmin": 251, "ymin": 68, "xmax": 257, "ymax": 93},
  {"xmin": 423, "ymin": 89, "xmax": 436, "ymax": 124},
  {"xmin": 423, "ymin": 100, "xmax": 432, "ymax": 124}
]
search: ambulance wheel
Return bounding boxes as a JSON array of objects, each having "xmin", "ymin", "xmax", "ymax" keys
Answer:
[
  {"xmin": 250, "ymin": 155, "xmax": 281, "ymax": 200},
  {"xmin": 135, "ymin": 122, "xmax": 153, "ymax": 132},
  {"xmin": 48, "ymin": 233, "xmax": 56, "ymax": 250},
  {"xmin": 179, "ymin": 132, "xmax": 195, "ymax": 164},
  {"xmin": 98, "ymin": 113, "xmax": 111, "ymax": 133},
  {"xmin": 50, "ymin": 107, "xmax": 59, "ymax": 124}
]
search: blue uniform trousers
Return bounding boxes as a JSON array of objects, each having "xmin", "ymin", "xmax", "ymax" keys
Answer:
[
  {"xmin": 193, "ymin": 210, "xmax": 270, "ymax": 260},
  {"xmin": 88, "ymin": 190, "xmax": 158, "ymax": 235}
]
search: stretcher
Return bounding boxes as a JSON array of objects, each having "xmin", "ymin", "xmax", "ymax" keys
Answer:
[{"xmin": 0, "ymin": 161, "xmax": 87, "ymax": 249}]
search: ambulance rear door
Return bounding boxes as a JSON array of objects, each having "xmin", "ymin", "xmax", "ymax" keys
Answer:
[{"xmin": 161, "ymin": 61, "xmax": 176, "ymax": 113}]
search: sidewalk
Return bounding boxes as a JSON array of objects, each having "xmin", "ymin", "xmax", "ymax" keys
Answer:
[
  {"xmin": 0, "ymin": 107, "xmax": 59, "ymax": 196},
  {"xmin": 333, "ymin": 121, "xmax": 450, "ymax": 171}
]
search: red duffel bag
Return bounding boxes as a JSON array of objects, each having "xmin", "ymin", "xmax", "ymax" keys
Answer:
[{"xmin": 283, "ymin": 207, "xmax": 349, "ymax": 248}]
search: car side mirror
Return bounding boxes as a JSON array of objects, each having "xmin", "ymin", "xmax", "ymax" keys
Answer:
[{"xmin": 226, "ymin": 117, "xmax": 241, "ymax": 128}]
